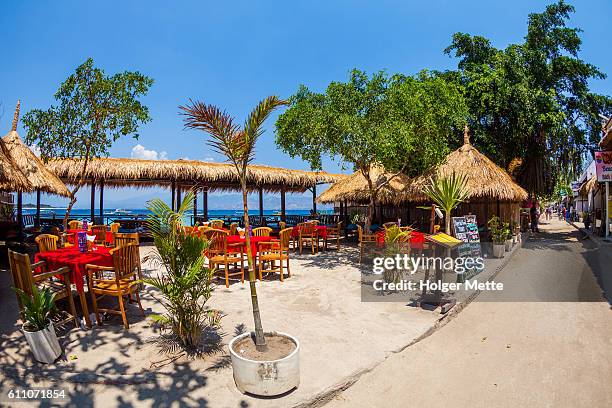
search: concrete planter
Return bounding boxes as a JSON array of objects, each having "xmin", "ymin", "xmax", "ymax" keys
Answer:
[
  {"xmin": 23, "ymin": 320, "xmax": 62, "ymax": 364},
  {"xmin": 492, "ymin": 243, "xmax": 505, "ymax": 258},
  {"xmin": 229, "ymin": 332, "xmax": 300, "ymax": 396},
  {"xmin": 504, "ymin": 239, "xmax": 513, "ymax": 252}
]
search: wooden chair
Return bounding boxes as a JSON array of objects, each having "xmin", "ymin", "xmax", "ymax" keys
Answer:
[
  {"xmin": 229, "ymin": 222, "xmax": 238, "ymax": 236},
  {"xmin": 109, "ymin": 222, "xmax": 120, "ymax": 234},
  {"xmin": 91, "ymin": 225, "xmax": 108, "ymax": 245},
  {"xmin": 210, "ymin": 219, "xmax": 224, "ymax": 229},
  {"xmin": 68, "ymin": 220, "xmax": 82, "ymax": 230},
  {"xmin": 299, "ymin": 222, "xmax": 318, "ymax": 254},
  {"xmin": 8, "ymin": 249, "xmax": 78, "ymax": 328},
  {"xmin": 86, "ymin": 244, "xmax": 144, "ymax": 329},
  {"xmin": 205, "ymin": 229, "xmax": 244, "ymax": 288},
  {"xmin": 258, "ymin": 228, "xmax": 292, "ymax": 281},
  {"xmin": 252, "ymin": 227, "xmax": 272, "ymax": 237},
  {"xmin": 357, "ymin": 225, "xmax": 379, "ymax": 263},
  {"xmin": 35, "ymin": 234, "xmax": 58, "ymax": 253},
  {"xmin": 113, "ymin": 233, "xmax": 142, "ymax": 279},
  {"xmin": 325, "ymin": 222, "xmax": 342, "ymax": 250}
]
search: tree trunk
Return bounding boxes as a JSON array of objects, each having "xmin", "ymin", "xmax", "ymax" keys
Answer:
[
  {"xmin": 445, "ymin": 210, "xmax": 451, "ymax": 235},
  {"xmin": 63, "ymin": 145, "xmax": 91, "ymax": 231},
  {"xmin": 241, "ymin": 179, "xmax": 267, "ymax": 351}
]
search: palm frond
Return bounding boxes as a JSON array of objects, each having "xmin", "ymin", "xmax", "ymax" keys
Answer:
[
  {"xmin": 180, "ymin": 100, "xmax": 241, "ymax": 162},
  {"xmin": 242, "ymin": 96, "xmax": 289, "ymax": 163}
]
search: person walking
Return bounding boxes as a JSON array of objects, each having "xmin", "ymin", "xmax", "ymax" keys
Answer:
[
  {"xmin": 530, "ymin": 201, "xmax": 540, "ymax": 233},
  {"xmin": 546, "ymin": 206, "xmax": 552, "ymax": 221}
]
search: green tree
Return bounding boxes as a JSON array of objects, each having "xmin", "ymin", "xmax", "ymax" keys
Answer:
[
  {"xmin": 22, "ymin": 58, "xmax": 153, "ymax": 229},
  {"xmin": 180, "ymin": 96, "xmax": 287, "ymax": 351},
  {"xmin": 444, "ymin": 1, "xmax": 612, "ymax": 195},
  {"xmin": 275, "ymin": 69, "xmax": 467, "ymax": 230}
]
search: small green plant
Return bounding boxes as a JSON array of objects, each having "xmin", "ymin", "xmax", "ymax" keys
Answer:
[
  {"xmin": 383, "ymin": 225, "xmax": 411, "ymax": 284},
  {"xmin": 143, "ymin": 191, "xmax": 219, "ymax": 350},
  {"xmin": 488, "ymin": 216, "xmax": 508, "ymax": 244},
  {"xmin": 14, "ymin": 285, "xmax": 57, "ymax": 332}
]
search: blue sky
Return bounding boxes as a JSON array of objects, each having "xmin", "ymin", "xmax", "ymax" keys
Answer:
[{"xmin": 1, "ymin": 0, "xmax": 611, "ymax": 208}]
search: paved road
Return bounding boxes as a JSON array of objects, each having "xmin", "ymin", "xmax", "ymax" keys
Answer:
[{"xmin": 327, "ymin": 219, "xmax": 612, "ymax": 408}]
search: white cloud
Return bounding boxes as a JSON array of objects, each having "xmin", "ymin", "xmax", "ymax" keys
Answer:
[
  {"xmin": 131, "ymin": 144, "xmax": 168, "ymax": 160},
  {"xmin": 204, "ymin": 156, "xmax": 214, "ymax": 162}
]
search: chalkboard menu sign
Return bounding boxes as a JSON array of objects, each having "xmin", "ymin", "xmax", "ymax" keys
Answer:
[
  {"xmin": 452, "ymin": 215, "xmax": 483, "ymax": 279},
  {"xmin": 452, "ymin": 216, "xmax": 480, "ymax": 243}
]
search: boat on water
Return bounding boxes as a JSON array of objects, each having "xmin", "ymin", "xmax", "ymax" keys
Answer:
[{"xmin": 112, "ymin": 209, "xmax": 133, "ymax": 215}]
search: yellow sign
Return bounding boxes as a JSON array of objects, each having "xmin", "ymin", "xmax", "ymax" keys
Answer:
[{"xmin": 426, "ymin": 232, "xmax": 463, "ymax": 248}]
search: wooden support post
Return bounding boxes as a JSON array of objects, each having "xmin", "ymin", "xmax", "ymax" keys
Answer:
[
  {"xmin": 280, "ymin": 189, "xmax": 286, "ymax": 221},
  {"xmin": 344, "ymin": 199, "xmax": 348, "ymax": 225},
  {"xmin": 312, "ymin": 184, "xmax": 317, "ymax": 214},
  {"xmin": 99, "ymin": 179, "xmax": 104, "ymax": 224},
  {"xmin": 258, "ymin": 188, "xmax": 264, "ymax": 225},
  {"xmin": 203, "ymin": 188, "xmax": 208, "ymax": 221},
  {"xmin": 35, "ymin": 189, "xmax": 41, "ymax": 227},
  {"xmin": 339, "ymin": 200, "xmax": 344, "ymax": 221},
  {"xmin": 171, "ymin": 181, "xmax": 176, "ymax": 211},
  {"xmin": 193, "ymin": 187, "xmax": 198, "ymax": 225},
  {"xmin": 90, "ymin": 181, "xmax": 95, "ymax": 223},
  {"xmin": 176, "ymin": 185, "xmax": 182, "ymax": 209},
  {"xmin": 17, "ymin": 191, "xmax": 23, "ymax": 231}
]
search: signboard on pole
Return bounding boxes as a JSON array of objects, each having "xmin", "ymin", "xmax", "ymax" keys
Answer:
[{"xmin": 594, "ymin": 151, "xmax": 612, "ymax": 182}]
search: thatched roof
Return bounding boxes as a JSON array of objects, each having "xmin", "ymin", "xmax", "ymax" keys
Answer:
[
  {"xmin": 400, "ymin": 128, "xmax": 528, "ymax": 202},
  {"xmin": 3, "ymin": 130, "xmax": 70, "ymax": 197},
  {"xmin": 318, "ymin": 127, "xmax": 527, "ymax": 205},
  {"xmin": 317, "ymin": 165, "xmax": 412, "ymax": 204},
  {"xmin": 0, "ymin": 138, "xmax": 31, "ymax": 192},
  {"xmin": 579, "ymin": 175, "xmax": 598, "ymax": 196},
  {"xmin": 47, "ymin": 157, "xmax": 345, "ymax": 192},
  {"xmin": 0, "ymin": 102, "xmax": 33, "ymax": 192}
]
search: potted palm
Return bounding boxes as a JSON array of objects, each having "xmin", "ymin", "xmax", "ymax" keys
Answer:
[
  {"xmin": 181, "ymin": 96, "xmax": 299, "ymax": 396},
  {"xmin": 423, "ymin": 172, "xmax": 469, "ymax": 235},
  {"xmin": 15, "ymin": 285, "xmax": 62, "ymax": 364},
  {"xmin": 488, "ymin": 216, "xmax": 506, "ymax": 258},
  {"xmin": 143, "ymin": 192, "xmax": 219, "ymax": 351}
]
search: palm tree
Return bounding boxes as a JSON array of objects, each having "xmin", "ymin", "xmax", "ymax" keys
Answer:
[
  {"xmin": 180, "ymin": 96, "xmax": 287, "ymax": 351},
  {"xmin": 423, "ymin": 172, "xmax": 469, "ymax": 234}
]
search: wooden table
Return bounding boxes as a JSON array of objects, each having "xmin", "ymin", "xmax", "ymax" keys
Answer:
[{"xmin": 35, "ymin": 246, "xmax": 114, "ymax": 327}]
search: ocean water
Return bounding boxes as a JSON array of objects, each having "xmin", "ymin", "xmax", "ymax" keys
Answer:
[{"xmin": 23, "ymin": 207, "xmax": 332, "ymax": 224}]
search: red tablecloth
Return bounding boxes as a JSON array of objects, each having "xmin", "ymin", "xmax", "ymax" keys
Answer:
[
  {"xmin": 35, "ymin": 246, "xmax": 113, "ymax": 293},
  {"xmin": 66, "ymin": 229, "xmax": 114, "ymax": 245},
  {"xmin": 290, "ymin": 225, "xmax": 327, "ymax": 239},
  {"xmin": 376, "ymin": 230, "xmax": 426, "ymax": 249},
  {"xmin": 226, "ymin": 235, "xmax": 272, "ymax": 257}
]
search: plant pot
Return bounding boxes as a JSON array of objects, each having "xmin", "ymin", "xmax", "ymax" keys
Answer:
[
  {"xmin": 229, "ymin": 331, "xmax": 300, "ymax": 396},
  {"xmin": 492, "ymin": 243, "xmax": 505, "ymax": 258},
  {"xmin": 22, "ymin": 320, "xmax": 62, "ymax": 364},
  {"xmin": 504, "ymin": 239, "xmax": 513, "ymax": 252}
]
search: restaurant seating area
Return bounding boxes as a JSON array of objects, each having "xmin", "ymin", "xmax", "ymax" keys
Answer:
[{"xmin": 4, "ymin": 217, "xmax": 351, "ymax": 330}]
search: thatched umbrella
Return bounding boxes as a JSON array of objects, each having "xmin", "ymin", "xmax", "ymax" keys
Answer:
[
  {"xmin": 0, "ymin": 102, "xmax": 31, "ymax": 192},
  {"xmin": 3, "ymin": 126, "xmax": 70, "ymax": 197},
  {"xmin": 317, "ymin": 165, "xmax": 411, "ymax": 205},
  {"xmin": 399, "ymin": 127, "xmax": 528, "ymax": 203},
  {"xmin": 0, "ymin": 139, "xmax": 31, "ymax": 192}
]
